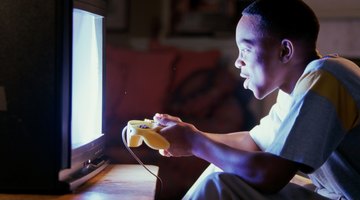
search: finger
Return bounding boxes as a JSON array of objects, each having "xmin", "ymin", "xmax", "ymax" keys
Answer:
[
  {"xmin": 159, "ymin": 149, "xmax": 171, "ymax": 157},
  {"xmin": 154, "ymin": 113, "xmax": 181, "ymax": 126},
  {"xmin": 154, "ymin": 113, "xmax": 182, "ymax": 122},
  {"xmin": 159, "ymin": 149, "xmax": 166, "ymax": 156}
]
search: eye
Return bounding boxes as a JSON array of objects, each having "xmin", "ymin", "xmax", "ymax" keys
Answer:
[{"xmin": 239, "ymin": 48, "xmax": 250, "ymax": 59}]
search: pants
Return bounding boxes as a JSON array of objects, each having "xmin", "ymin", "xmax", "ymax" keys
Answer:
[{"xmin": 183, "ymin": 164, "xmax": 331, "ymax": 200}]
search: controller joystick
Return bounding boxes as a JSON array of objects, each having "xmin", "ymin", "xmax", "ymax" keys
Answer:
[{"xmin": 126, "ymin": 119, "xmax": 170, "ymax": 150}]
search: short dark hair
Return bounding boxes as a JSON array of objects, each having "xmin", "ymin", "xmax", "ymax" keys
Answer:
[{"xmin": 242, "ymin": 0, "xmax": 319, "ymax": 47}]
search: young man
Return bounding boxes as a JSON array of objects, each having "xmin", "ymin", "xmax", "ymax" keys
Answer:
[{"xmin": 154, "ymin": 0, "xmax": 360, "ymax": 199}]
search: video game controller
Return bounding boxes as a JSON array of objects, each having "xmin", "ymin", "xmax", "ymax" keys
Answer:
[{"xmin": 126, "ymin": 119, "xmax": 170, "ymax": 150}]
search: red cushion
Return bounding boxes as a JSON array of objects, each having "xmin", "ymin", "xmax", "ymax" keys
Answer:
[
  {"xmin": 174, "ymin": 49, "xmax": 221, "ymax": 88},
  {"xmin": 149, "ymin": 41, "xmax": 221, "ymax": 90},
  {"xmin": 106, "ymin": 46, "xmax": 177, "ymax": 120}
]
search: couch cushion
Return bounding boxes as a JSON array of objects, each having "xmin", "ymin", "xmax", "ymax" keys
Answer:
[
  {"xmin": 149, "ymin": 41, "xmax": 221, "ymax": 90},
  {"xmin": 166, "ymin": 67, "xmax": 250, "ymax": 133},
  {"xmin": 106, "ymin": 45, "xmax": 177, "ymax": 121}
]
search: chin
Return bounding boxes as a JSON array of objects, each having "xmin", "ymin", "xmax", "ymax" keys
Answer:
[
  {"xmin": 254, "ymin": 93, "xmax": 266, "ymax": 100},
  {"xmin": 252, "ymin": 88, "xmax": 272, "ymax": 100},
  {"xmin": 249, "ymin": 89, "xmax": 263, "ymax": 100}
]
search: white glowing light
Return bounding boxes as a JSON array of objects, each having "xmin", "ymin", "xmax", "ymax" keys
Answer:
[{"xmin": 71, "ymin": 9, "xmax": 103, "ymax": 148}]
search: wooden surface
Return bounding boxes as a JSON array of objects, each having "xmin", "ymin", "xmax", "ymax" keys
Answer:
[{"xmin": 0, "ymin": 164, "xmax": 159, "ymax": 200}]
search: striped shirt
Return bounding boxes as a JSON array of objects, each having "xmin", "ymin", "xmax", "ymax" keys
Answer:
[{"xmin": 250, "ymin": 55, "xmax": 360, "ymax": 199}]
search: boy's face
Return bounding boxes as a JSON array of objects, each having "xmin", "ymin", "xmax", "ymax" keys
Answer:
[{"xmin": 235, "ymin": 15, "xmax": 288, "ymax": 99}]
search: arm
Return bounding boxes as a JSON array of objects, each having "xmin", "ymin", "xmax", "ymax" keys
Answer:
[
  {"xmin": 194, "ymin": 132, "xmax": 300, "ymax": 193},
  {"xmin": 203, "ymin": 131, "xmax": 261, "ymax": 152},
  {"xmin": 155, "ymin": 113, "xmax": 301, "ymax": 193}
]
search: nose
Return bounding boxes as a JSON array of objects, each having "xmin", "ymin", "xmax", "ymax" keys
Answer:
[{"xmin": 234, "ymin": 57, "xmax": 245, "ymax": 69}]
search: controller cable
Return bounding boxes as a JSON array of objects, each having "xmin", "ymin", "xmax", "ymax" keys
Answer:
[{"xmin": 121, "ymin": 126, "xmax": 163, "ymax": 195}]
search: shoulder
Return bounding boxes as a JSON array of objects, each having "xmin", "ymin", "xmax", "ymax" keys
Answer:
[
  {"xmin": 293, "ymin": 55, "xmax": 360, "ymax": 97},
  {"xmin": 307, "ymin": 55, "xmax": 360, "ymax": 75}
]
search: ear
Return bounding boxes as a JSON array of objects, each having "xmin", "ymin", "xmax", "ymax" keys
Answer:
[{"xmin": 280, "ymin": 39, "xmax": 293, "ymax": 63}]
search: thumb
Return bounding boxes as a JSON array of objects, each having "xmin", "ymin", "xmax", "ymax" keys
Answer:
[{"xmin": 154, "ymin": 113, "xmax": 181, "ymax": 127}]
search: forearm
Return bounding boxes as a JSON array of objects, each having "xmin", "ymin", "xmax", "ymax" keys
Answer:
[
  {"xmin": 192, "ymin": 132, "xmax": 263, "ymax": 180},
  {"xmin": 154, "ymin": 113, "xmax": 299, "ymax": 192},
  {"xmin": 203, "ymin": 131, "xmax": 261, "ymax": 152},
  {"xmin": 190, "ymin": 131, "xmax": 298, "ymax": 193}
]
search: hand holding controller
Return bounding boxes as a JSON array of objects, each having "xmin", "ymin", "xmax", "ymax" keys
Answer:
[{"xmin": 126, "ymin": 119, "xmax": 170, "ymax": 150}]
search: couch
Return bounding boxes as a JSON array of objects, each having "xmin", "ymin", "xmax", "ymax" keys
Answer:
[{"xmin": 104, "ymin": 40, "xmax": 255, "ymax": 199}]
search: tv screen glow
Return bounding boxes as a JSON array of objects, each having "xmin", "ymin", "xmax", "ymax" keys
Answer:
[{"xmin": 72, "ymin": 9, "xmax": 104, "ymax": 149}]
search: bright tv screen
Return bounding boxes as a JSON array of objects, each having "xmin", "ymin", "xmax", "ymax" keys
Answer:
[{"xmin": 71, "ymin": 9, "xmax": 104, "ymax": 149}]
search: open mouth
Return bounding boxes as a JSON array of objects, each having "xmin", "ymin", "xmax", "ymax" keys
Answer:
[
  {"xmin": 240, "ymin": 73, "xmax": 247, "ymax": 78},
  {"xmin": 240, "ymin": 73, "xmax": 250, "ymax": 89}
]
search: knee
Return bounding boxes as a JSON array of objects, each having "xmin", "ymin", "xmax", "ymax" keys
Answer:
[
  {"xmin": 190, "ymin": 172, "xmax": 241, "ymax": 200},
  {"xmin": 190, "ymin": 172, "xmax": 224, "ymax": 200},
  {"xmin": 201, "ymin": 172, "xmax": 231, "ymax": 189}
]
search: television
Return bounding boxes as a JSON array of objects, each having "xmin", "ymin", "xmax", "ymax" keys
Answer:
[{"xmin": 0, "ymin": 0, "xmax": 109, "ymax": 193}]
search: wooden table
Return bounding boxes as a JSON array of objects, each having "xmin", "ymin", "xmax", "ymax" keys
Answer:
[{"xmin": 0, "ymin": 164, "xmax": 159, "ymax": 200}]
